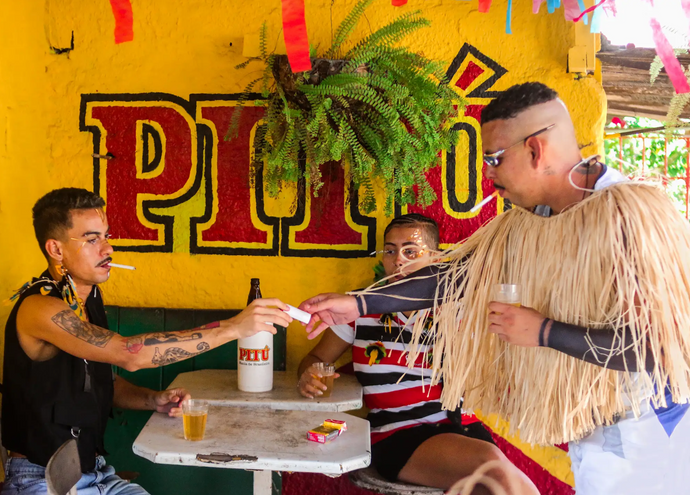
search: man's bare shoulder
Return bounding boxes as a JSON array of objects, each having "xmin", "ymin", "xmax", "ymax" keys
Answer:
[
  {"xmin": 19, "ymin": 293, "xmax": 70, "ymax": 314},
  {"xmin": 17, "ymin": 294, "xmax": 72, "ymax": 337},
  {"xmin": 15, "ymin": 294, "xmax": 70, "ymax": 360}
]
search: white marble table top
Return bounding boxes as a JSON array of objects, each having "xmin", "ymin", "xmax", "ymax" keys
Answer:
[
  {"xmin": 168, "ymin": 369, "xmax": 363, "ymax": 412},
  {"xmin": 132, "ymin": 406, "xmax": 371, "ymax": 475}
]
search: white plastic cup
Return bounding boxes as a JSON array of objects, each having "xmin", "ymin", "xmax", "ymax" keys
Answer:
[
  {"xmin": 237, "ymin": 330, "xmax": 273, "ymax": 392},
  {"xmin": 493, "ymin": 284, "xmax": 521, "ymax": 306}
]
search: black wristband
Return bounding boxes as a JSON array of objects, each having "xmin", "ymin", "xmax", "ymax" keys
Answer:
[{"xmin": 538, "ymin": 318, "xmax": 551, "ymax": 347}]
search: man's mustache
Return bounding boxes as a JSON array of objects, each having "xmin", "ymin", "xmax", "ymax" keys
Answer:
[{"xmin": 97, "ymin": 257, "xmax": 113, "ymax": 267}]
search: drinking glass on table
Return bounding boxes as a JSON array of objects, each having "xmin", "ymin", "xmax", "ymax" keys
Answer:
[
  {"xmin": 182, "ymin": 399, "xmax": 209, "ymax": 441},
  {"xmin": 493, "ymin": 284, "xmax": 521, "ymax": 307},
  {"xmin": 312, "ymin": 363, "xmax": 336, "ymax": 398}
]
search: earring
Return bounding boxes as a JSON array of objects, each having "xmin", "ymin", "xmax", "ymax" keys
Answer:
[{"xmin": 56, "ymin": 263, "xmax": 67, "ymax": 277}]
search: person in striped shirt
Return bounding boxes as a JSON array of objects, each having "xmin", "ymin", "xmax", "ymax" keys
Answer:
[{"xmin": 297, "ymin": 214, "xmax": 538, "ymax": 494}]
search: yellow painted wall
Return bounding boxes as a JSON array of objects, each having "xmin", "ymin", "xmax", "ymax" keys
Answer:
[{"xmin": 0, "ymin": 0, "xmax": 605, "ymax": 378}]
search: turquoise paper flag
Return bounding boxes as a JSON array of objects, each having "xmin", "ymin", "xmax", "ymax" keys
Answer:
[
  {"xmin": 506, "ymin": 0, "xmax": 513, "ymax": 33},
  {"xmin": 547, "ymin": 0, "xmax": 560, "ymax": 14},
  {"xmin": 590, "ymin": 6, "xmax": 602, "ymax": 32},
  {"xmin": 577, "ymin": 0, "xmax": 589, "ymax": 24}
]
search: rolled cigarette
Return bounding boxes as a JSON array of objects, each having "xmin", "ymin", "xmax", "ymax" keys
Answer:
[
  {"xmin": 284, "ymin": 304, "xmax": 311, "ymax": 324},
  {"xmin": 109, "ymin": 263, "xmax": 136, "ymax": 270},
  {"xmin": 470, "ymin": 191, "xmax": 498, "ymax": 213}
]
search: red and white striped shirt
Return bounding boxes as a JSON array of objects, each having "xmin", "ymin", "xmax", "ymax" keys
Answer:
[{"xmin": 331, "ymin": 312, "xmax": 449, "ymax": 444}]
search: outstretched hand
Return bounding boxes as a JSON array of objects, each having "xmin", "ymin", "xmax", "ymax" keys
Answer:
[
  {"xmin": 299, "ymin": 293, "xmax": 360, "ymax": 340},
  {"xmin": 227, "ymin": 298, "xmax": 293, "ymax": 340}
]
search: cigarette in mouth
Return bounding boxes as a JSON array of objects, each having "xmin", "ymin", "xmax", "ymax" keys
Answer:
[
  {"xmin": 109, "ymin": 263, "xmax": 136, "ymax": 270},
  {"xmin": 470, "ymin": 191, "xmax": 498, "ymax": 213}
]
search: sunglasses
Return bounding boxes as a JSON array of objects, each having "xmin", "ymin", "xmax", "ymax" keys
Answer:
[{"xmin": 483, "ymin": 124, "xmax": 556, "ymax": 168}]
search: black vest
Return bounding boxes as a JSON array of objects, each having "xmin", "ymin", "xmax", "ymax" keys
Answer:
[{"xmin": 2, "ymin": 271, "xmax": 114, "ymax": 471}]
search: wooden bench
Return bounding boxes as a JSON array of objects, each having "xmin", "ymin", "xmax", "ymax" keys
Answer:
[{"xmin": 103, "ymin": 306, "xmax": 286, "ymax": 495}]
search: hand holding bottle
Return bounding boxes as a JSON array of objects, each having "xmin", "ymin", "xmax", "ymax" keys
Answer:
[{"xmin": 228, "ymin": 298, "xmax": 291, "ymax": 339}]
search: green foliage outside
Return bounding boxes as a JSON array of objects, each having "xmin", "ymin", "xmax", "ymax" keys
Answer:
[
  {"xmin": 604, "ymin": 116, "xmax": 689, "ymax": 217},
  {"xmin": 229, "ymin": 0, "xmax": 464, "ymax": 214}
]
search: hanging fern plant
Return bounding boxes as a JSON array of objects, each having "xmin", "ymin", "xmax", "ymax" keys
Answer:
[{"xmin": 229, "ymin": 0, "xmax": 464, "ymax": 214}]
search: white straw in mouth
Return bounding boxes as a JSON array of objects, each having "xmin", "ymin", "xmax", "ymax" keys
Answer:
[
  {"xmin": 109, "ymin": 263, "xmax": 136, "ymax": 270},
  {"xmin": 470, "ymin": 191, "xmax": 498, "ymax": 213}
]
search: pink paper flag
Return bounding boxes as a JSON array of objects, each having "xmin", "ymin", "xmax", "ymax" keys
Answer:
[
  {"xmin": 650, "ymin": 18, "xmax": 690, "ymax": 94},
  {"xmin": 562, "ymin": 0, "xmax": 582, "ymax": 21},
  {"xmin": 604, "ymin": 0, "xmax": 617, "ymax": 16},
  {"xmin": 603, "ymin": 0, "xmax": 617, "ymax": 16},
  {"xmin": 533, "ymin": 0, "xmax": 545, "ymax": 14},
  {"xmin": 478, "ymin": 0, "xmax": 493, "ymax": 13}
]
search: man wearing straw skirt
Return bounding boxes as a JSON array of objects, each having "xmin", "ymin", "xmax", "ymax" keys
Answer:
[{"xmin": 299, "ymin": 83, "xmax": 690, "ymax": 495}]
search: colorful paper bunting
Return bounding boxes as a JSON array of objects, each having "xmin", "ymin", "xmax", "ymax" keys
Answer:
[
  {"xmin": 603, "ymin": 0, "xmax": 618, "ymax": 16},
  {"xmin": 478, "ymin": 0, "xmax": 493, "ymax": 13},
  {"xmin": 281, "ymin": 0, "xmax": 311, "ymax": 73},
  {"xmin": 573, "ymin": 0, "xmax": 607, "ymax": 23},
  {"xmin": 108, "ymin": 0, "xmax": 133, "ymax": 44},
  {"xmin": 562, "ymin": 0, "xmax": 582, "ymax": 21},
  {"xmin": 650, "ymin": 18, "xmax": 690, "ymax": 94},
  {"xmin": 589, "ymin": 4, "xmax": 603, "ymax": 33}
]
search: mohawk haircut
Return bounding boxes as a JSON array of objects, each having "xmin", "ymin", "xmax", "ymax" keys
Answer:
[{"xmin": 482, "ymin": 82, "xmax": 559, "ymax": 124}]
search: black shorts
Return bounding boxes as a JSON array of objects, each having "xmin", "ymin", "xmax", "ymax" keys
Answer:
[{"xmin": 371, "ymin": 421, "xmax": 495, "ymax": 482}]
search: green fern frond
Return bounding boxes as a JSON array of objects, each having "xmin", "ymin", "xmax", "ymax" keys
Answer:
[
  {"xmin": 261, "ymin": 54, "xmax": 275, "ymax": 96},
  {"xmin": 259, "ymin": 22, "xmax": 269, "ymax": 60},
  {"xmin": 326, "ymin": 0, "xmax": 376, "ymax": 58},
  {"xmin": 666, "ymin": 91, "xmax": 690, "ymax": 126},
  {"xmin": 235, "ymin": 58, "xmax": 261, "ymax": 70},
  {"xmin": 345, "ymin": 14, "xmax": 429, "ymax": 60},
  {"xmin": 651, "ymin": 49, "xmax": 688, "ymax": 84},
  {"xmin": 232, "ymin": 2, "xmax": 459, "ymax": 214}
]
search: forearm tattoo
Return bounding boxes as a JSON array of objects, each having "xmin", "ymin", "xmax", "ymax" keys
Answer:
[
  {"xmin": 151, "ymin": 342, "xmax": 211, "ymax": 366},
  {"xmin": 125, "ymin": 331, "xmax": 203, "ymax": 354},
  {"xmin": 124, "ymin": 323, "xmax": 219, "ymax": 354},
  {"xmin": 51, "ymin": 310, "xmax": 115, "ymax": 348}
]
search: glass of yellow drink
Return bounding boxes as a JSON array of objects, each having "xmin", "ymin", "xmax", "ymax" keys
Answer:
[
  {"xmin": 312, "ymin": 363, "xmax": 336, "ymax": 398},
  {"xmin": 493, "ymin": 284, "xmax": 521, "ymax": 307},
  {"xmin": 182, "ymin": 399, "xmax": 209, "ymax": 441}
]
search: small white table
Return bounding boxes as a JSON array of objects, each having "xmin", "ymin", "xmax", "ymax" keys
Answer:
[
  {"xmin": 133, "ymin": 406, "xmax": 371, "ymax": 495},
  {"xmin": 168, "ymin": 369, "xmax": 363, "ymax": 412}
]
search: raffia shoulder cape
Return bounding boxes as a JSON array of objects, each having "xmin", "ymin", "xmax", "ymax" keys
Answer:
[{"xmin": 407, "ymin": 182, "xmax": 690, "ymax": 445}]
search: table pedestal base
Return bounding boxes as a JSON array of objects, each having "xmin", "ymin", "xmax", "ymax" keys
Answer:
[{"xmin": 254, "ymin": 470, "xmax": 273, "ymax": 495}]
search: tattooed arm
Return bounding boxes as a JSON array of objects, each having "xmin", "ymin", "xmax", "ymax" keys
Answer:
[{"xmin": 16, "ymin": 294, "xmax": 293, "ymax": 371}]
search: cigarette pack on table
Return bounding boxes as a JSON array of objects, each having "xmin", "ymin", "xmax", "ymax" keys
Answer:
[
  {"xmin": 307, "ymin": 425, "xmax": 340, "ymax": 444},
  {"xmin": 323, "ymin": 419, "xmax": 347, "ymax": 434}
]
